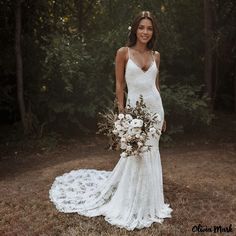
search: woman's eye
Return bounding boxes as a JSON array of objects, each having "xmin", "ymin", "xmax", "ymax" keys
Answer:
[{"xmin": 138, "ymin": 26, "xmax": 153, "ymax": 31}]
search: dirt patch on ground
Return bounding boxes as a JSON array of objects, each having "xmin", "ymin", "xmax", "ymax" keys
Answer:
[
  {"xmin": 0, "ymin": 112, "xmax": 236, "ymax": 235},
  {"xmin": 0, "ymin": 133, "xmax": 235, "ymax": 236}
]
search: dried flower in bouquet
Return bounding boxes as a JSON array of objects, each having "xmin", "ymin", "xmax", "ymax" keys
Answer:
[{"xmin": 97, "ymin": 95, "xmax": 162, "ymax": 158}]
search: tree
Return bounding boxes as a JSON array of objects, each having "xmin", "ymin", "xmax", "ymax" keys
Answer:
[
  {"xmin": 15, "ymin": 0, "xmax": 27, "ymax": 132},
  {"xmin": 204, "ymin": 0, "xmax": 214, "ymax": 109}
]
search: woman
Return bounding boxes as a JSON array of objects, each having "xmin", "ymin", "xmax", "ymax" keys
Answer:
[{"xmin": 49, "ymin": 11, "xmax": 172, "ymax": 231}]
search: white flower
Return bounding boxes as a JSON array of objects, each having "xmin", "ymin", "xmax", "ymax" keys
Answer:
[
  {"xmin": 133, "ymin": 150, "xmax": 138, "ymax": 155},
  {"xmin": 128, "ymin": 26, "xmax": 132, "ymax": 31},
  {"xmin": 127, "ymin": 127, "xmax": 133, "ymax": 135},
  {"xmin": 120, "ymin": 137, "xmax": 126, "ymax": 143},
  {"xmin": 114, "ymin": 120, "xmax": 121, "ymax": 127},
  {"xmin": 121, "ymin": 152, "xmax": 127, "ymax": 158},
  {"xmin": 125, "ymin": 134, "xmax": 132, "ymax": 141},
  {"xmin": 130, "ymin": 119, "xmax": 143, "ymax": 128},
  {"xmin": 126, "ymin": 145, "xmax": 132, "ymax": 151},
  {"xmin": 125, "ymin": 114, "xmax": 133, "ymax": 120},
  {"xmin": 127, "ymin": 127, "xmax": 142, "ymax": 136},
  {"xmin": 137, "ymin": 141, "xmax": 143, "ymax": 147},
  {"xmin": 139, "ymin": 135, "xmax": 145, "ymax": 141},
  {"xmin": 118, "ymin": 130, "xmax": 124, "ymax": 137},
  {"xmin": 142, "ymin": 146, "xmax": 148, "ymax": 152},
  {"xmin": 112, "ymin": 129, "xmax": 118, "ymax": 135},
  {"xmin": 120, "ymin": 142, "xmax": 127, "ymax": 149},
  {"xmin": 116, "ymin": 124, "xmax": 122, "ymax": 131},
  {"xmin": 118, "ymin": 113, "xmax": 125, "ymax": 120},
  {"xmin": 149, "ymin": 127, "xmax": 156, "ymax": 134},
  {"xmin": 135, "ymin": 133, "xmax": 140, "ymax": 139},
  {"xmin": 122, "ymin": 121, "xmax": 130, "ymax": 129},
  {"xmin": 132, "ymin": 127, "xmax": 142, "ymax": 135}
]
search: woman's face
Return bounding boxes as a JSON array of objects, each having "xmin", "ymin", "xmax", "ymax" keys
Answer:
[{"xmin": 136, "ymin": 18, "xmax": 153, "ymax": 45}]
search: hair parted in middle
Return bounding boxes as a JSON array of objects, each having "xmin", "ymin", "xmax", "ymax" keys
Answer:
[{"xmin": 127, "ymin": 11, "xmax": 158, "ymax": 50}]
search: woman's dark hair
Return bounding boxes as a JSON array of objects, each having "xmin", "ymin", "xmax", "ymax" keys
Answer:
[{"xmin": 127, "ymin": 11, "xmax": 158, "ymax": 50}]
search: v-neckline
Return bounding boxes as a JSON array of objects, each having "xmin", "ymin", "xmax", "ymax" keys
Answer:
[{"xmin": 128, "ymin": 58, "xmax": 156, "ymax": 74}]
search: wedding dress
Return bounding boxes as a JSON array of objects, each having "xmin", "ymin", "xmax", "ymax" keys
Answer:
[{"xmin": 49, "ymin": 47, "xmax": 172, "ymax": 230}]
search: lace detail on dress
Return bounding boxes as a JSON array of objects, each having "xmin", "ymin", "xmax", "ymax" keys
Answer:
[
  {"xmin": 49, "ymin": 46, "xmax": 172, "ymax": 230},
  {"xmin": 49, "ymin": 169, "xmax": 112, "ymax": 213},
  {"xmin": 49, "ymin": 148, "xmax": 172, "ymax": 230}
]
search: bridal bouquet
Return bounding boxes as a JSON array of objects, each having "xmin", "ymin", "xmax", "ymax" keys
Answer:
[{"xmin": 97, "ymin": 95, "xmax": 162, "ymax": 158}]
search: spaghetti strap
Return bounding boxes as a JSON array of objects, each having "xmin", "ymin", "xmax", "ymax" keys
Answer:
[
  {"xmin": 127, "ymin": 47, "xmax": 130, "ymax": 59},
  {"xmin": 151, "ymin": 51, "xmax": 155, "ymax": 62}
]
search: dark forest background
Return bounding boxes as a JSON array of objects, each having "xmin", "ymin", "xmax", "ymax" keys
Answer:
[{"xmin": 0, "ymin": 0, "xmax": 235, "ymax": 143}]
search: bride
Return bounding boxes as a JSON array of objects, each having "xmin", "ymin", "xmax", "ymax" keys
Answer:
[{"xmin": 49, "ymin": 10, "xmax": 172, "ymax": 231}]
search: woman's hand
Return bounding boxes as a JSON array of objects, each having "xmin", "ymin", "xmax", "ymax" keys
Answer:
[
  {"xmin": 118, "ymin": 107, "xmax": 124, "ymax": 114},
  {"xmin": 162, "ymin": 120, "xmax": 167, "ymax": 132}
]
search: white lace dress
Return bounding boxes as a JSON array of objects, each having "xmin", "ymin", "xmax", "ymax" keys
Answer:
[{"xmin": 49, "ymin": 48, "xmax": 172, "ymax": 230}]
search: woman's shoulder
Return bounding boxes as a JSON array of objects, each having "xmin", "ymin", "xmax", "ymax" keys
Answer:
[
  {"xmin": 153, "ymin": 50, "xmax": 160, "ymax": 67},
  {"xmin": 116, "ymin": 46, "xmax": 128, "ymax": 55},
  {"xmin": 153, "ymin": 50, "xmax": 160, "ymax": 57},
  {"xmin": 153, "ymin": 50, "xmax": 160, "ymax": 61},
  {"xmin": 116, "ymin": 47, "xmax": 129, "ymax": 62}
]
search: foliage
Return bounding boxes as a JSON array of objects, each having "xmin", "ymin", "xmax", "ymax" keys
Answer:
[
  {"xmin": 161, "ymin": 81, "xmax": 214, "ymax": 132},
  {"xmin": 39, "ymin": 33, "xmax": 115, "ymax": 131},
  {"xmin": 0, "ymin": 0, "xmax": 234, "ymax": 140}
]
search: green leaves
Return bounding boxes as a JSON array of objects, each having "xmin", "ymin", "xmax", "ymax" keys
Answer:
[
  {"xmin": 161, "ymin": 83, "xmax": 214, "ymax": 131},
  {"xmin": 0, "ymin": 0, "xmax": 221, "ymax": 136}
]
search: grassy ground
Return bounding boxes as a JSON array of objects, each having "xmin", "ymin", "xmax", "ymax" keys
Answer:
[{"xmin": 0, "ymin": 112, "xmax": 235, "ymax": 236}]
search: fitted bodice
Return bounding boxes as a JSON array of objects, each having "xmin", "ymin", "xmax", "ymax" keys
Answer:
[
  {"xmin": 125, "ymin": 58, "xmax": 158, "ymax": 94},
  {"xmin": 125, "ymin": 50, "xmax": 164, "ymax": 119}
]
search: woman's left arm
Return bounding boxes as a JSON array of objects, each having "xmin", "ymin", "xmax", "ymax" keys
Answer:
[
  {"xmin": 155, "ymin": 51, "xmax": 161, "ymax": 93},
  {"xmin": 154, "ymin": 51, "xmax": 166, "ymax": 132}
]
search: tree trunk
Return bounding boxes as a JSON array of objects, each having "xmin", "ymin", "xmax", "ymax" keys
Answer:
[
  {"xmin": 77, "ymin": 0, "xmax": 83, "ymax": 32},
  {"xmin": 15, "ymin": 0, "xmax": 27, "ymax": 132},
  {"xmin": 204, "ymin": 0, "xmax": 214, "ymax": 109},
  {"xmin": 234, "ymin": 67, "xmax": 236, "ymax": 112},
  {"xmin": 211, "ymin": 3, "xmax": 218, "ymax": 110}
]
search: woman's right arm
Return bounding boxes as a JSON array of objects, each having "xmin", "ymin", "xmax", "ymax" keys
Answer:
[{"xmin": 115, "ymin": 47, "xmax": 126, "ymax": 113}]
